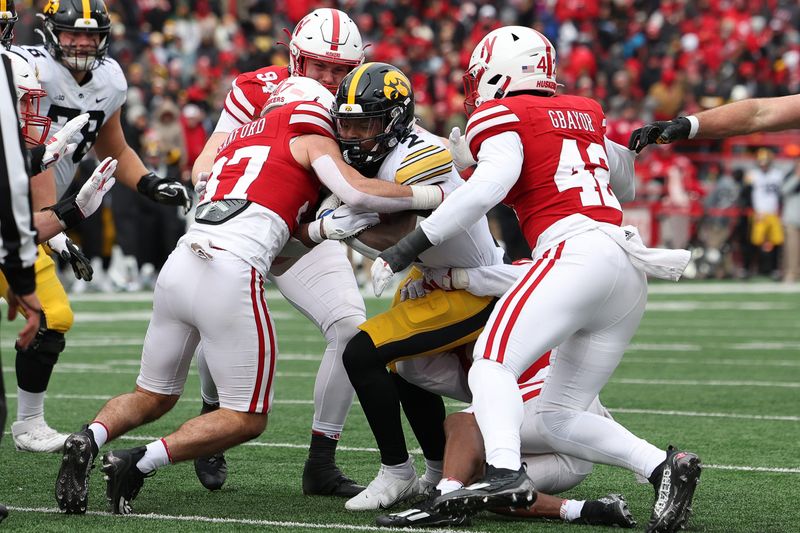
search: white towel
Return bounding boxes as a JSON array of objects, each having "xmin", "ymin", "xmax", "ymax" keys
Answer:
[{"xmin": 597, "ymin": 224, "xmax": 690, "ymax": 282}]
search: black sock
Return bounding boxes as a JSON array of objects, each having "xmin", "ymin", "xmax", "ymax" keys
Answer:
[
  {"xmin": 342, "ymin": 331, "xmax": 408, "ymax": 466},
  {"xmin": 307, "ymin": 433, "xmax": 338, "ymax": 465},
  {"xmin": 83, "ymin": 425, "xmax": 99, "ymax": 457},
  {"xmin": 648, "ymin": 460, "xmax": 667, "ymax": 485},
  {"xmin": 392, "ymin": 373, "xmax": 445, "ymax": 462},
  {"xmin": 200, "ymin": 400, "xmax": 220, "ymax": 415}
]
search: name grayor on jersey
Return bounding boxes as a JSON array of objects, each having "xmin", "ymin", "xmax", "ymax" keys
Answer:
[
  {"xmin": 373, "ymin": 126, "xmax": 504, "ymax": 269},
  {"xmin": 12, "ymin": 45, "xmax": 127, "ymax": 197}
]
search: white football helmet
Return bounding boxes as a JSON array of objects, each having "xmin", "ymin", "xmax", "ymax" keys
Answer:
[
  {"xmin": 289, "ymin": 8, "xmax": 365, "ymax": 91},
  {"xmin": 4, "ymin": 51, "xmax": 51, "ymax": 145},
  {"xmin": 463, "ymin": 26, "xmax": 558, "ymax": 115},
  {"xmin": 262, "ymin": 76, "xmax": 336, "ymax": 115}
]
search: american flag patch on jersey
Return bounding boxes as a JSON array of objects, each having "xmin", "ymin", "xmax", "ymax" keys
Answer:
[{"xmin": 521, "ymin": 65, "xmax": 536, "ymax": 72}]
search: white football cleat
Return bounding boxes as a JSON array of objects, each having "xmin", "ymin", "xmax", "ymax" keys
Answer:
[
  {"xmin": 12, "ymin": 417, "xmax": 69, "ymax": 453},
  {"xmin": 345, "ymin": 465, "xmax": 420, "ymax": 511}
]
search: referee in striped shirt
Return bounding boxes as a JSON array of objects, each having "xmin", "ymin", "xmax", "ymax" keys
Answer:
[{"xmin": 0, "ymin": 50, "xmax": 43, "ymax": 523}]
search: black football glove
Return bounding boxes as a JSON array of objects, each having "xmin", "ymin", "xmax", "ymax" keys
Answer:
[
  {"xmin": 628, "ymin": 117, "xmax": 692, "ymax": 153},
  {"xmin": 137, "ymin": 172, "xmax": 193, "ymax": 213},
  {"xmin": 47, "ymin": 234, "xmax": 93, "ymax": 281}
]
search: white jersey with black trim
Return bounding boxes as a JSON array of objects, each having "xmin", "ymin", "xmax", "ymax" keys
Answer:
[
  {"xmin": 373, "ymin": 125, "xmax": 504, "ymax": 269},
  {"xmin": 11, "ymin": 45, "xmax": 127, "ymax": 197}
]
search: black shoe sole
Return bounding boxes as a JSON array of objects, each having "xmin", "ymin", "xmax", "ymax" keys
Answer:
[
  {"xmin": 55, "ymin": 434, "xmax": 93, "ymax": 514},
  {"xmin": 434, "ymin": 479, "xmax": 536, "ymax": 516},
  {"xmin": 194, "ymin": 455, "xmax": 228, "ymax": 491},
  {"xmin": 647, "ymin": 455, "xmax": 702, "ymax": 533},
  {"xmin": 376, "ymin": 511, "xmax": 471, "ymax": 528}
]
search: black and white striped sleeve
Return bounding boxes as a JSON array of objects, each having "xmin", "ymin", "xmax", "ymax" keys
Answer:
[{"xmin": 0, "ymin": 52, "xmax": 37, "ymax": 296}]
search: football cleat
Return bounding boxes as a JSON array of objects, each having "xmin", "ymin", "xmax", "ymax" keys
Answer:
[
  {"xmin": 376, "ymin": 490, "xmax": 472, "ymax": 528},
  {"xmin": 0, "ymin": 503, "xmax": 7, "ymax": 523},
  {"xmin": 102, "ymin": 447, "xmax": 152, "ymax": 514},
  {"xmin": 433, "ymin": 465, "xmax": 536, "ymax": 516},
  {"xmin": 13, "ymin": 416, "xmax": 69, "ymax": 453},
  {"xmin": 55, "ymin": 428, "xmax": 96, "ymax": 514},
  {"xmin": 647, "ymin": 446, "xmax": 702, "ymax": 533},
  {"xmin": 570, "ymin": 493, "xmax": 637, "ymax": 528},
  {"xmin": 194, "ymin": 452, "xmax": 228, "ymax": 491},
  {"xmin": 345, "ymin": 465, "xmax": 420, "ymax": 511},
  {"xmin": 303, "ymin": 460, "xmax": 365, "ymax": 498}
]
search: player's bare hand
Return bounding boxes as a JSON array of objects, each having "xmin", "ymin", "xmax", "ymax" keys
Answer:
[
  {"xmin": 6, "ymin": 289, "xmax": 43, "ymax": 350},
  {"xmin": 194, "ymin": 171, "xmax": 210, "ymax": 198}
]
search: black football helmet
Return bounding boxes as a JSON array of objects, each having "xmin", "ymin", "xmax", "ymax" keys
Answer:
[
  {"xmin": 0, "ymin": 0, "xmax": 17, "ymax": 49},
  {"xmin": 332, "ymin": 62, "xmax": 415, "ymax": 170},
  {"xmin": 40, "ymin": 0, "xmax": 111, "ymax": 71}
]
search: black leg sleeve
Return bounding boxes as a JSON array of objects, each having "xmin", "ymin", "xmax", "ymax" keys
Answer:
[
  {"xmin": 392, "ymin": 373, "xmax": 446, "ymax": 461},
  {"xmin": 342, "ymin": 331, "xmax": 408, "ymax": 466}
]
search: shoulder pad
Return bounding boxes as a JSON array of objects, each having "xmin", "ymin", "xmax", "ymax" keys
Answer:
[
  {"xmin": 465, "ymin": 101, "xmax": 522, "ymax": 159},
  {"xmin": 286, "ymin": 101, "xmax": 335, "ymax": 139},
  {"xmin": 394, "ymin": 136, "xmax": 453, "ymax": 185}
]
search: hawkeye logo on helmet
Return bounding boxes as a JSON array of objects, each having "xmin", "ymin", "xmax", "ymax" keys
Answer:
[
  {"xmin": 43, "ymin": 0, "xmax": 60, "ymax": 14},
  {"xmin": 383, "ymin": 71, "xmax": 410, "ymax": 100}
]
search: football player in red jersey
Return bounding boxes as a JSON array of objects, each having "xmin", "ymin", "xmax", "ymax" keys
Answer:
[
  {"xmin": 371, "ymin": 27, "xmax": 701, "ymax": 533},
  {"xmin": 190, "ymin": 8, "xmax": 371, "ymax": 496},
  {"xmin": 54, "ymin": 77, "xmax": 446, "ymax": 516}
]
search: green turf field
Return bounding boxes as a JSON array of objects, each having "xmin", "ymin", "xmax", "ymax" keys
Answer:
[{"xmin": 1, "ymin": 282, "xmax": 798, "ymax": 532}]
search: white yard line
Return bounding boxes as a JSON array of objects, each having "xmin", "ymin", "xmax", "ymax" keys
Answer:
[
  {"xmin": 4, "ymin": 507, "xmax": 478, "ymax": 533},
  {"xmin": 621, "ymin": 357, "xmax": 800, "ymax": 368},
  {"xmin": 6, "ymin": 393, "xmax": 798, "ymax": 422},
  {"xmin": 610, "ymin": 378, "xmax": 800, "ymax": 388}
]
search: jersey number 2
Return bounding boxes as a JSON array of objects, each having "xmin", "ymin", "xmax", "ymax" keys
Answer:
[{"xmin": 554, "ymin": 139, "xmax": 621, "ymax": 210}]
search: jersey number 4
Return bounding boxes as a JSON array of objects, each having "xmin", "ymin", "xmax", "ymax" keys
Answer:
[{"xmin": 554, "ymin": 139, "xmax": 621, "ymax": 211}]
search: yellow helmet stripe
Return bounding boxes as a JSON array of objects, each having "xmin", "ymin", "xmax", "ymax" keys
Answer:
[
  {"xmin": 347, "ymin": 62, "xmax": 373, "ymax": 105},
  {"xmin": 82, "ymin": 0, "xmax": 91, "ymax": 19},
  {"xmin": 1, "ymin": 1, "xmax": 7, "ymax": 13}
]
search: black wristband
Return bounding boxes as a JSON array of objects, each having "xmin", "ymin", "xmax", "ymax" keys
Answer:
[
  {"xmin": 0, "ymin": 265, "xmax": 36, "ymax": 296},
  {"xmin": 382, "ymin": 227, "xmax": 434, "ymax": 272},
  {"xmin": 46, "ymin": 195, "xmax": 83, "ymax": 229},
  {"xmin": 28, "ymin": 145, "xmax": 46, "ymax": 175},
  {"xmin": 137, "ymin": 172, "xmax": 158, "ymax": 197}
]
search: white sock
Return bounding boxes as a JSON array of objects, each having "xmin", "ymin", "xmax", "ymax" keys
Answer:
[
  {"xmin": 436, "ymin": 477, "xmax": 464, "ymax": 495},
  {"xmin": 468, "ymin": 359, "xmax": 523, "ymax": 471},
  {"xmin": 16, "ymin": 388, "xmax": 45, "ymax": 421},
  {"xmin": 422, "ymin": 459, "xmax": 443, "ymax": 485},
  {"xmin": 560, "ymin": 499, "xmax": 585, "ymax": 521},
  {"xmin": 384, "ymin": 456, "xmax": 415, "ymax": 480},
  {"xmin": 644, "ymin": 450, "xmax": 669, "ymax": 479},
  {"xmin": 88, "ymin": 422, "xmax": 108, "ymax": 448},
  {"xmin": 136, "ymin": 438, "xmax": 172, "ymax": 474}
]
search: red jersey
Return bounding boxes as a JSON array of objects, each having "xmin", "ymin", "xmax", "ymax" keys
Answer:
[
  {"xmin": 465, "ymin": 94, "xmax": 623, "ymax": 247},
  {"xmin": 202, "ymin": 100, "xmax": 335, "ymax": 232},
  {"xmin": 223, "ymin": 65, "xmax": 290, "ymax": 128}
]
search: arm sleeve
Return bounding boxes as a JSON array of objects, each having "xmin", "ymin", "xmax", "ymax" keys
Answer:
[
  {"xmin": 456, "ymin": 262, "xmax": 529, "ymax": 297},
  {"xmin": 420, "ymin": 131, "xmax": 523, "ymax": 245},
  {"xmin": 0, "ymin": 53, "xmax": 37, "ymax": 295},
  {"xmin": 604, "ymin": 136, "xmax": 636, "ymax": 203},
  {"xmin": 311, "ymin": 154, "xmax": 441, "ymax": 213}
]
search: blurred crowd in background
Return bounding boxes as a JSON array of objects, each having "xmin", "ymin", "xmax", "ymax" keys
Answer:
[{"xmin": 13, "ymin": 0, "xmax": 800, "ymax": 287}]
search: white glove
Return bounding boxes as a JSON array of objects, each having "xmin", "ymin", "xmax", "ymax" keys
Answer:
[
  {"xmin": 47, "ymin": 233, "xmax": 93, "ymax": 281},
  {"xmin": 75, "ymin": 157, "xmax": 117, "ymax": 218},
  {"xmin": 308, "ymin": 205, "xmax": 380, "ymax": 243},
  {"xmin": 399, "ymin": 277, "xmax": 430, "ymax": 301},
  {"xmin": 42, "ymin": 113, "xmax": 89, "ymax": 169},
  {"xmin": 421, "ymin": 267, "xmax": 455, "ymax": 291},
  {"xmin": 316, "ymin": 193, "xmax": 342, "ymax": 219},
  {"xmin": 194, "ymin": 171, "xmax": 210, "ymax": 198},
  {"xmin": 371, "ymin": 257, "xmax": 396, "ymax": 297},
  {"xmin": 448, "ymin": 126, "xmax": 477, "ymax": 171}
]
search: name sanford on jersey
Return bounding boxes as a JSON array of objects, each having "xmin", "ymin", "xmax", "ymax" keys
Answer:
[{"xmin": 218, "ymin": 118, "xmax": 267, "ymax": 152}]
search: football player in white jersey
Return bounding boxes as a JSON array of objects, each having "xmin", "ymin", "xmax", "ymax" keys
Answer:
[
  {"xmin": 5, "ymin": 0, "xmax": 191, "ymax": 453},
  {"xmin": 189, "ymin": 8, "xmax": 370, "ymax": 497},
  {"xmin": 1, "ymin": 3, "xmax": 122, "ymax": 453}
]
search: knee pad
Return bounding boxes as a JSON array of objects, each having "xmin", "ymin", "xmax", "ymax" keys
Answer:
[
  {"xmin": 324, "ymin": 313, "xmax": 364, "ymax": 348},
  {"xmin": 341, "ymin": 331, "xmax": 379, "ymax": 378},
  {"xmin": 17, "ymin": 329, "xmax": 66, "ymax": 366},
  {"xmin": 532, "ymin": 409, "xmax": 579, "ymax": 446}
]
